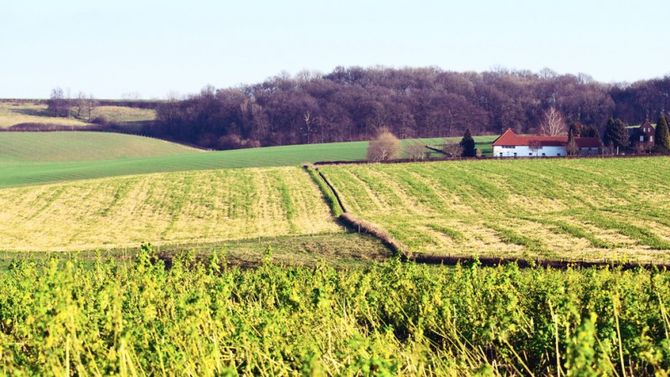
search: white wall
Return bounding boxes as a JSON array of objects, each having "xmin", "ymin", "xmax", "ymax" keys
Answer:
[{"xmin": 493, "ymin": 145, "xmax": 567, "ymax": 158}]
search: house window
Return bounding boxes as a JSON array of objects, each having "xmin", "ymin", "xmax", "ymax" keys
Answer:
[
  {"xmin": 640, "ymin": 135, "xmax": 644, "ymax": 142},
  {"xmin": 650, "ymin": 136, "xmax": 654, "ymax": 142}
]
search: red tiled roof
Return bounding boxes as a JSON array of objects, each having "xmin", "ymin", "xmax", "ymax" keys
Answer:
[
  {"xmin": 575, "ymin": 137, "xmax": 601, "ymax": 148},
  {"xmin": 492, "ymin": 128, "xmax": 600, "ymax": 148}
]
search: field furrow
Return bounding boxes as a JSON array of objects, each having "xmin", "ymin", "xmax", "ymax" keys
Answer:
[
  {"xmin": 0, "ymin": 167, "xmax": 342, "ymax": 251},
  {"xmin": 321, "ymin": 157, "xmax": 670, "ymax": 263}
]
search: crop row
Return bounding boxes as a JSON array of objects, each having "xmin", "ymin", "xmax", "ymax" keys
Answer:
[
  {"xmin": 320, "ymin": 157, "xmax": 670, "ymax": 263},
  {"xmin": 0, "ymin": 167, "xmax": 341, "ymax": 251}
]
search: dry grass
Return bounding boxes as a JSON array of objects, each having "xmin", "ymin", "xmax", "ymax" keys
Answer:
[
  {"xmin": 90, "ymin": 106, "xmax": 156, "ymax": 123},
  {"xmin": 0, "ymin": 102, "xmax": 89, "ymax": 128},
  {"xmin": 0, "ymin": 167, "xmax": 343, "ymax": 251},
  {"xmin": 320, "ymin": 158, "xmax": 670, "ymax": 263}
]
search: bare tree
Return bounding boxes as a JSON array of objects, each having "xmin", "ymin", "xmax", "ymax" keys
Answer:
[
  {"xmin": 302, "ymin": 111, "xmax": 314, "ymax": 144},
  {"xmin": 73, "ymin": 92, "xmax": 98, "ymax": 121},
  {"xmin": 539, "ymin": 107, "xmax": 567, "ymax": 136},
  {"xmin": 87, "ymin": 94, "xmax": 98, "ymax": 120},
  {"xmin": 47, "ymin": 87, "xmax": 69, "ymax": 117},
  {"xmin": 367, "ymin": 127, "xmax": 401, "ymax": 162}
]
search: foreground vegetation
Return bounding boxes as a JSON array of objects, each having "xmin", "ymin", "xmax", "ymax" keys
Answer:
[
  {"xmin": 321, "ymin": 157, "xmax": 670, "ymax": 263},
  {"xmin": 0, "ymin": 254, "xmax": 668, "ymax": 375},
  {"xmin": 0, "ymin": 167, "xmax": 341, "ymax": 251}
]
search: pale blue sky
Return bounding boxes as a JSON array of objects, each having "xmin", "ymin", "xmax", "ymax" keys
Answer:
[{"xmin": 1, "ymin": 0, "xmax": 669, "ymax": 98}]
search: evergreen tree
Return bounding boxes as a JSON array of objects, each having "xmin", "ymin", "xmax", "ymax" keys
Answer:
[
  {"xmin": 603, "ymin": 118, "xmax": 628, "ymax": 154},
  {"xmin": 654, "ymin": 114, "xmax": 670, "ymax": 152},
  {"xmin": 566, "ymin": 127, "xmax": 578, "ymax": 156},
  {"xmin": 459, "ymin": 129, "xmax": 477, "ymax": 157}
]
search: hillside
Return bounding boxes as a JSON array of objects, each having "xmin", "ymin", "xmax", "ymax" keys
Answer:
[
  {"xmin": 148, "ymin": 67, "xmax": 670, "ymax": 149},
  {"xmin": 0, "ymin": 135, "xmax": 494, "ymax": 187},
  {"xmin": 0, "ymin": 102, "xmax": 89, "ymax": 128},
  {"xmin": 0, "ymin": 132, "xmax": 197, "ymax": 162},
  {"xmin": 0, "ymin": 101, "xmax": 156, "ymax": 130},
  {"xmin": 320, "ymin": 157, "xmax": 670, "ymax": 263},
  {"xmin": 0, "ymin": 167, "xmax": 342, "ymax": 251}
]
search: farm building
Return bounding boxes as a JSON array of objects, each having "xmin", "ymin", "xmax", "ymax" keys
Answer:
[
  {"xmin": 492, "ymin": 129, "xmax": 600, "ymax": 158},
  {"xmin": 629, "ymin": 120, "xmax": 655, "ymax": 151}
]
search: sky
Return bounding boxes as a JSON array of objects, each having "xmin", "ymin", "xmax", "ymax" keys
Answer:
[{"xmin": 1, "ymin": 0, "xmax": 669, "ymax": 99}]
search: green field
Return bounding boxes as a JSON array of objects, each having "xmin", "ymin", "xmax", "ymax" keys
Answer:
[
  {"xmin": 1, "ymin": 129, "xmax": 669, "ymax": 376},
  {"xmin": 1, "ymin": 255, "xmax": 668, "ymax": 375},
  {"xmin": 0, "ymin": 167, "xmax": 343, "ymax": 251},
  {"xmin": 320, "ymin": 158, "xmax": 670, "ymax": 263},
  {"xmin": 0, "ymin": 134, "xmax": 492, "ymax": 188},
  {"xmin": 0, "ymin": 132, "xmax": 197, "ymax": 162}
]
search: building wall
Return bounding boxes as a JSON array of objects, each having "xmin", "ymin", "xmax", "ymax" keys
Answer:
[{"xmin": 493, "ymin": 145, "xmax": 566, "ymax": 158}]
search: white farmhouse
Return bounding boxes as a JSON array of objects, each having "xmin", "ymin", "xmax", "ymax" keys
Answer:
[{"xmin": 492, "ymin": 129, "xmax": 600, "ymax": 158}]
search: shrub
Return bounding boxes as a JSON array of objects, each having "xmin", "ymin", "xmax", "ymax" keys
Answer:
[
  {"xmin": 367, "ymin": 127, "xmax": 401, "ymax": 162},
  {"xmin": 405, "ymin": 142, "xmax": 428, "ymax": 161},
  {"xmin": 89, "ymin": 115, "xmax": 109, "ymax": 126},
  {"xmin": 443, "ymin": 143, "xmax": 463, "ymax": 157}
]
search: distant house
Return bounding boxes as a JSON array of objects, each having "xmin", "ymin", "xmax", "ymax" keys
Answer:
[
  {"xmin": 629, "ymin": 120, "xmax": 655, "ymax": 151},
  {"xmin": 492, "ymin": 129, "xmax": 600, "ymax": 158}
]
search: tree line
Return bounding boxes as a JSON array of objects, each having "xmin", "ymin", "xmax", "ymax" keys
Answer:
[{"xmin": 141, "ymin": 67, "xmax": 669, "ymax": 149}]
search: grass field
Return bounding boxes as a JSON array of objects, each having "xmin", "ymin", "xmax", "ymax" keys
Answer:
[
  {"xmin": 320, "ymin": 157, "xmax": 670, "ymax": 263},
  {"xmin": 0, "ymin": 102, "xmax": 90, "ymax": 128},
  {"xmin": 0, "ymin": 167, "xmax": 343, "ymax": 251},
  {"xmin": 0, "ymin": 134, "xmax": 493, "ymax": 188},
  {"xmin": 90, "ymin": 105, "xmax": 156, "ymax": 123},
  {"xmin": 0, "ymin": 132, "xmax": 197, "ymax": 162}
]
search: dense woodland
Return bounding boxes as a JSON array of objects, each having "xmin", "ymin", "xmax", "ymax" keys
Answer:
[{"xmin": 144, "ymin": 67, "xmax": 669, "ymax": 149}]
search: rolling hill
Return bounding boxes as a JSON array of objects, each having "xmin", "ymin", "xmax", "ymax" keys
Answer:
[
  {"xmin": 0, "ymin": 167, "xmax": 342, "ymax": 251},
  {"xmin": 0, "ymin": 132, "xmax": 197, "ymax": 162},
  {"xmin": 0, "ymin": 134, "xmax": 496, "ymax": 188}
]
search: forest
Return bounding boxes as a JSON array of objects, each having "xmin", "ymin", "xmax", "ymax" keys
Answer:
[{"xmin": 148, "ymin": 67, "xmax": 670, "ymax": 149}]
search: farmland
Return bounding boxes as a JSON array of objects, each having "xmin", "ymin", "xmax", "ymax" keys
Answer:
[
  {"xmin": 0, "ymin": 134, "xmax": 493, "ymax": 188},
  {"xmin": 0, "ymin": 102, "xmax": 89, "ymax": 128},
  {"xmin": 0, "ymin": 167, "xmax": 342, "ymax": 251},
  {"xmin": 1, "ymin": 255, "xmax": 668, "ymax": 375},
  {"xmin": 320, "ymin": 157, "xmax": 670, "ymax": 263},
  {"xmin": 0, "ymin": 132, "xmax": 197, "ymax": 163},
  {"xmin": 0, "ymin": 102, "xmax": 156, "ymax": 129},
  {"xmin": 89, "ymin": 105, "xmax": 156, "ymax": 124}
]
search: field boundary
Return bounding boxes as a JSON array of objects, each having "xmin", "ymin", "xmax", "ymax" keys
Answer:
[
  {"xmin": 313, "ymin": 151, "xmax": 670, "ymax": 167},
  {"xmin": 308, "ymin": 165, "xmax": 410, "ymax": 256},
  {"xmin": 403, "ymin": 254, "xmax": 670, "ymax": 270}
]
